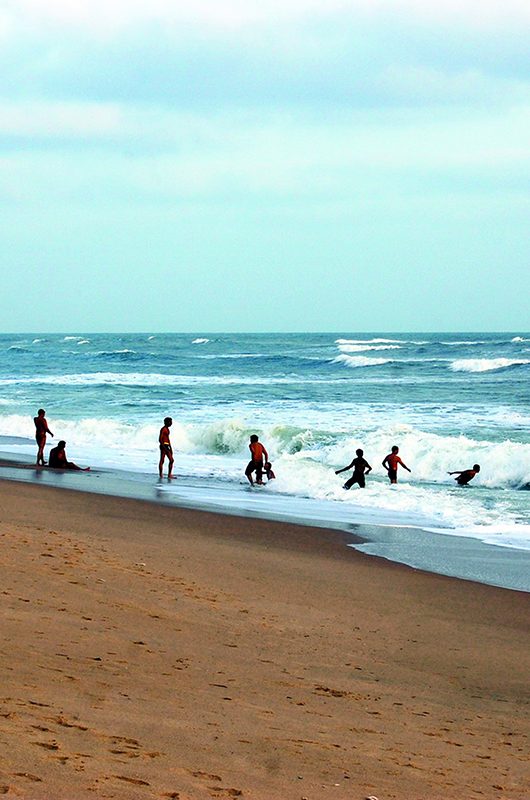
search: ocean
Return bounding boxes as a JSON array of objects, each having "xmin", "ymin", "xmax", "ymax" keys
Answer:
[{"xmin": 1, "ymin": 332, "xmax": 529, "ymax": 588}]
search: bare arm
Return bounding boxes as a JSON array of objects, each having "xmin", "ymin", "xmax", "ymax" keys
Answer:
[{"xmin": 335, "ymin": 459, "xmax": 355, "ymax": 475}]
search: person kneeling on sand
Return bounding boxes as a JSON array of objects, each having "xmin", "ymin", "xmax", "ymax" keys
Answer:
[
  {"xmin": 448, "ymin": 464, "xmax": 480, "ymax": 486},
  {"xmin": 48, "ymin": 440, "xmax": 90, "ymax": 471},
  {"xmin": 335, "ymin": 448, "xmax": 372, "ymax": 489}
]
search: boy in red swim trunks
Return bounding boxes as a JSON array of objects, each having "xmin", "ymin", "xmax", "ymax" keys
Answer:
[
  {"xmin": 382, "ymin": 445, "xmax": 411, "ymax": 484},
  {"xmin": 245, "ymin": 434, "xmax": 268, "ymax": 486},
  {"xmin": 159, "ymin": 417, "xmax": 175, "ymax": 479}
]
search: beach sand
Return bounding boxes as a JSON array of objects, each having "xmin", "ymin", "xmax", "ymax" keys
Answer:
[{"xmin": 0, "ymin": 480, "xmax": 528, "ymax": 799}]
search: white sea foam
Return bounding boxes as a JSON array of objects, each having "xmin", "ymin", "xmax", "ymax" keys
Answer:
[
  {"xmin": 1, "ymin": 413, "xmax": 529, "ymax": 548},
  {"xmin": 336, "ymin": 338, "xmax": 405, "ymax": 344},
  {"xmin": 197, "ymin": 353, "xmax": 264, "ymax": 359},
  {"xmin": 337, "ymin": 343, "xmax": 401, "ymax": 352},
  {"xmin": 511, "ymin": 336, "xmax": 530, "ymax": 343},
  {"xmin": 77, "ymin": 339, "xmax": 90, "ymax": 345},
  {"xmin": 333, "ymin": 354, "xmax": 392, "ymax": 368},
  {"xmin": 32, "ymin": 338, "xmax": 46, "ymax": 344},
  {"xmin": 451, "ymin": 358, "xmax": 530, "ymax": 373},
  {"xmin": 192, "ymin": 337, "xmax": 210, "ymax": 344},
  {"xmin": 0, "ymin": 372, "xmax": 327, "ymax": 387},
  {"xmin": 63, "ymin": 336, "xmax": 83, "ymax": 341},
  {"xmin": 335, "ymin": 338, "xmax": 428, "ymax": 345},
  {"xmin": 441, "ymin": 340, "xmax": 485, "ymax": 346},
  {"xmin": 94, "ymin": 349, "xmax": 137, "ymax": 356}
]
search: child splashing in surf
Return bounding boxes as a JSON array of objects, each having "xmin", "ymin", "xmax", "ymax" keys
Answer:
[{"xmin": 448, "ymin": 464, "xmax": 480, "ymax": 486}]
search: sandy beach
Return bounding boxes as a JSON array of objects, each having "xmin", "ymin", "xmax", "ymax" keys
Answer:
[{"xmin": 0, "ymin": 480, "xmax": 528, "ymax": 799}]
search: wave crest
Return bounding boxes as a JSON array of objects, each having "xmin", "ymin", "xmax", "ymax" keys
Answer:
[{"xmin": 451, "ymin": 358, "xmax": 530, "ymax": 373}]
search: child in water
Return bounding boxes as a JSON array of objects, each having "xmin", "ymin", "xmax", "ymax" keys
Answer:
[
  {"xmin": 448, "ymin": 464, "xmax": 480, "ymax": 486},
  {"xmin": 335, "ymin": 448, "xmax": 371, "ymax": 489},
  {"xmin": 382, "ymin": 445, "xmax": 411, "ymax": 484}
]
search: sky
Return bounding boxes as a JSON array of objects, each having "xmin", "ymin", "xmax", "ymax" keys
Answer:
[{"xmin": 1, "ymin": 0, "xmax": 529, "ymax": 332}]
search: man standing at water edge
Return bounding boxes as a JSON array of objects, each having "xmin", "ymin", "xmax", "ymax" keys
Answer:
[
  {"xmin": 382, "ymin": 445, "xmax": 411, "ymax": 484},
  {"xmin": 159, "ymin": 417, "xmax": 175, "ymax": 479},
  {"xmin": 34, "ymin": 408, "xmax": 53, "ymax": 466}
]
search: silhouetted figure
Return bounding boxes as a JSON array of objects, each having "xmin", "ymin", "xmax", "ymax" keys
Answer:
[
  {"xmin": 34, "ymin": 408, "xmax": 53, "ymax": 466},
  {"xmin": 264, "ymin": 461, "xmax": 276, "ymax": 481},
  {"xmin": 382, "ymin": 445, "xmax": 411, "ymax": 484},
  {"xmin": 159, "ymin": 417, "xmax": 174, "ymax": 479},
  {"xmin": 48, "ymin": 440, "xmax": 89, "ymax": 471},
  {"xmin": 245, "ymin": 434, "xmax": 268, "ymax": 486},
  {"xmin": 448, "ymin": 464, "xmax": 480, "ymax": 486},
  {"xmin": 335, "ymin": 448, "xmax": 372, "ymax": 489}
]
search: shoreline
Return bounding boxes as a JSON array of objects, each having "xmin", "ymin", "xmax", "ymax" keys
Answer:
[
  {"xmin": 0, "ymin": 479, "xmax": 528, "ymax": 799},
  {"xmin": 2, "ymin": 455, "xmax": 530, "ymax": 593}
]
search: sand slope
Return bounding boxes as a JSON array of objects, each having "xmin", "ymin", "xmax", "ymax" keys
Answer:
[{"xmin": 0, "ymin": 481, "xmax": 528, "ymax": 799}]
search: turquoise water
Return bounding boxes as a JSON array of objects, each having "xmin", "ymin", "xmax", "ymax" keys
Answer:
[{"xmin": 1, "ymin": 332, "xmax": 529, "ymax": 557}]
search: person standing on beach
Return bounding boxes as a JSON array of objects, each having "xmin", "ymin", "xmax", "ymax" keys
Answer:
[
  {"xmin": 49, "ymin": 440, "xmax": 90, "ymax": 471},
  {"xmin": 335, "ymin": 448, "xmax": 372, "ymax": 489},
  {"xmin": 245, "ymin": 434, "xmax": 268, "ymax": 486},
  {"xmin": 159, "ymin": 417, "xmax": 175, "ymax": 479},
  {"xmin": 448, "ymin": 464, "xmax": 480, "ymax": 486},
  {"xmin": 382, "ymin": 445, "xmax": 411, "ymax": 484},
  {"xmin": 34, "ymin": 408, "xmax": 53, "ymax": 466}
]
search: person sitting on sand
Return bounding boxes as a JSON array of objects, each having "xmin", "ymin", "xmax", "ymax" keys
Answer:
[
  {"xmin": 34, "ymin": 408, "xmax": 53, "ymax": 466},
  {"xmin": 159, "ymin": 417, "xmax": 175, "ymax": 479},
  {"xmin": 382, "ymin": 445, "xmax": 411, "ymax": 484},
  {"xmin": 335, "ymin": 448, "xmax": 372, "ymax": 489},
  {"xmin": 448, "ymin": 464, "xmax": 480, "ymax": 486},
  {"xmin": 245, "ymin": 434, "xmax": 268, "ymax": 486},
  {"xmin": 48, "ymin": 440, "xmax": 90, "ymax": 471}
]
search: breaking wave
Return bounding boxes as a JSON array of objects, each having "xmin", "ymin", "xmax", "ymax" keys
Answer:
[
  {"xmin": 451, "ymin": 358, "xmax": 530, "ymax": 373},
  {"xmin": 333, "ymin": 354, "xmax": 393, "ymax": 368}
]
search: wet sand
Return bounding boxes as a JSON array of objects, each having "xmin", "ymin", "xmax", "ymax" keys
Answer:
[{"xmin": 0, "ymin": 479, "xmax": 528, "ymax": 799}]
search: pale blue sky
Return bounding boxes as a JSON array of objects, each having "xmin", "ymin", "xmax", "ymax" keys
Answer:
[{"xmin": 1, "ymin": 1, "xmax": 529, "ymax": 332}]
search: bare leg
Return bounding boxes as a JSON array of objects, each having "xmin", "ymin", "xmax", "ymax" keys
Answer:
[{"xmin": 36, "ymin": 436, "xmax": 46, "ymax": 466}]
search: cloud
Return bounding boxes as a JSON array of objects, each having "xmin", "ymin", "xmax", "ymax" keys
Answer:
[
  {"xmin": 8, "ymin": 1, "xmax": 530, "ymax": 36},
  {"xmin": 1, "ymin": 103, "xmax": 528, "ymax": 207}
]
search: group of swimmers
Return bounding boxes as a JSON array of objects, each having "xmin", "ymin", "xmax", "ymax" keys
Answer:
[
  {"xmin": 35, "ymin": 409, "xmax": 481, "ymax": 488},
  {"xmin": 335, "ymin": 445, "xmax": 480, "ymax": 488}
]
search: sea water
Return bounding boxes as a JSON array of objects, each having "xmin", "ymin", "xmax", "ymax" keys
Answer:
[{"xmin": 0, "ymin": 332, "xmax": 529, "ymax": 582}]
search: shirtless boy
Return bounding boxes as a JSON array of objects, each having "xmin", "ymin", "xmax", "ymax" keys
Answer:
[
  {"xmin": 159, "ymin": 417, "xmax": 174, "ymax": 479},
  {"xmin": 34, "ymin": 408, "xmax": 53, "ymax": 466},
  {"xmin": 448, "ymin": 464, "xmax": 480, "ymax": 486},
  {"xmin": 335, "ymin": 448, "xmax": 372, "ymax": 489},
  {"xmin": 245, "ymin": 434, "xmax": 268, "ymax": 486},
  {"xmin": 382, "ymin": 445, "xmax": 411, "ymax": 484}
]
